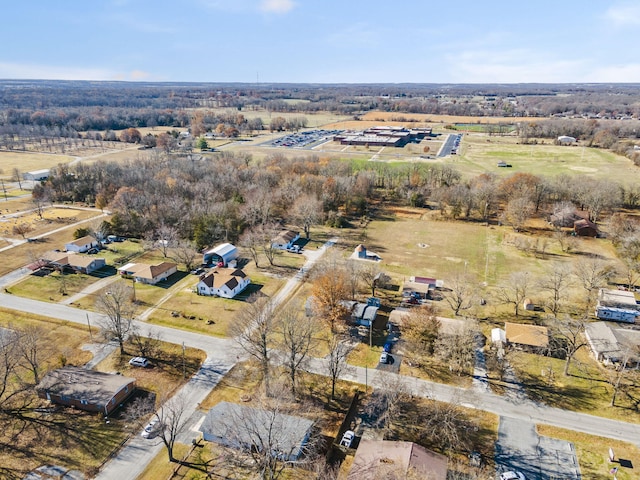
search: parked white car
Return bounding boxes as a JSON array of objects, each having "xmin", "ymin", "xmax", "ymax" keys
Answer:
[
  {"xmin": 500, "ymin": 471, "xmax": 525, "ymax": 480},
  {"xmin": 141, "ymin": 419, "xmax": 161, "ymax": 439},
  {"xmin": 129, "ymin": 356, "xmax": 149, "ymax": 368},
  {"xmin": 339, "ymin": 430, "xmax": 355, "ymax": 448}
]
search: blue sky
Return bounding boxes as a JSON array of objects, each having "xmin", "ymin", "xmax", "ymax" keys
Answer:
[{"xmin": 2, "ymin": 0, "xmax": 640, "ymax": 83}]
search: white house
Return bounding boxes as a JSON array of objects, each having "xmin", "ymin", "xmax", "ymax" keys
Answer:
[
  {"xmin": 272, "ymin": 230, "xmax": 300, "ymax": 250},
  {"xmin": 197, "ymin": 267, "xmax": 250, "ymax": 298},
  {"xmin": 118, "ymin": 261, "xmax": 178, "ymax": 285},
  {"xmin": 202, "ymin": 243, "xmax": 238, "ymax": 266},
  {"xmin": 64, "ymin": 235, "xmax": 99, "ymax": 253}
]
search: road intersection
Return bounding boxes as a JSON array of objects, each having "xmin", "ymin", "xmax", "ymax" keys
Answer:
[{"xmin": 1, "ymin": 237, "xmax": 639, "ymax": 479}]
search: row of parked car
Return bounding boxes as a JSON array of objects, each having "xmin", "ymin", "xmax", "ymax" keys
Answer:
[{"xmin": 271, "ymin": 129, "xmax": 342, "ymax": 148}]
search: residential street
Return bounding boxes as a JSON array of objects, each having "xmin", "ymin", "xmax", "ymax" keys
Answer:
[{"xmin": 1, "ymin": 235, "xmax": 639, "ymax": 479}]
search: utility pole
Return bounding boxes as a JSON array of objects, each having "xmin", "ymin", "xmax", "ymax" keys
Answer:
[
  {"xmin": 182, "ymin": 342, "xmax": 186, "ymax": 379},
  {"xmin": 1, "ymin": 180, "xmax": 7, "ymax": 201},
  {"xmin": 86, "ymin": 313, "xmax": 93, "ymax": 342}
]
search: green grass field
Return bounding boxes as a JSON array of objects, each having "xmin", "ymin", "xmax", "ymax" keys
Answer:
[{"xmin": 453, "ymin": 133, "xmax": 640, "ymax": 184}]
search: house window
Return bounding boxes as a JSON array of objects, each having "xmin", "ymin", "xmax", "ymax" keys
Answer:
[{"xmin": 81, "ymin": 399, "xmax": 88, "ymax": 405}]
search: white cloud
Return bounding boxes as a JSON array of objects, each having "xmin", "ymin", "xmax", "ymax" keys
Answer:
[
  {"xmin": 605, "ymin": 4, "xmax": 640, "ymax": 26},
  {"xmin": 260, "ymin": 0, "xmax": 295, "ymax": 14},
  {"xmin": 0, "ymin": 62, "xmax": 116, "ymax": 81},
  {"xmin": 0, "ymin": 62, "xmax": 159, "ymax": 82},
  {"xmin": 585, "ymin": 64, "xmax": 640, "ymax": 82},
  {"xmin": 447, "ymin": 49, "xmax": 589, "ymax": 83}
]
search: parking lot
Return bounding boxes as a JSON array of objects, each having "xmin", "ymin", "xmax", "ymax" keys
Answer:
[
  {"xmin": 270, "ymin": 129, "xmax": 342, "ymax": 148},
  {"xmin": 438, "ymin": 133, "xmax": 462, "ymax": 157}
]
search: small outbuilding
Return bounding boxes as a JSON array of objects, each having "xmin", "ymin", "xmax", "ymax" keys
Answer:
[
  {"xmin": 36, "ymin": 366, "xmax": 135, "ymax": 415},
  {"xmin": 202, "ymin": 243, "xmax": 238, "ymax": 267},
  {"xmin": 573, "ymin": 218, "xmax": 598, "ymax": 237},
  {"xmin": 23, "ymin": 169, "xmax": 51, "ymax": 181}
]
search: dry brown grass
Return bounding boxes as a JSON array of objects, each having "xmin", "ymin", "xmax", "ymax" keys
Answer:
[
  {"xmin": 0, "ymin": 152, "xmax": 75, "ymax": 179},
  {"xmin": 0, "ymin": 308, "xmax": 120, "ymax": 478},
  {"xmin": 0, "ymin": 209, "xmax": 108, "ymax": 277},
  {"xmin": 537, "ymin": 425, "xmax": 640, "ymax": 480}
]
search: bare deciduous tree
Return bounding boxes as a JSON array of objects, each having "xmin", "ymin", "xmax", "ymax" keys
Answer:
[
  {"xmin": 443, "ymin": 272, "xmax": 477, "ymax": 316},
  {"xmin": 538, "ymin": 263, "xmax": 573, "ymax": 318},
  {"xmin": 216, "ymin": 396, "xmax": 320, "ymax": 480},
  {"xmin": 503, "ymin": 196, "xmax": 534, "ymax": 231},
  {"xmin": 435, "ymin": 325, "xmax": 477, "ymax": 376},
  {"xmin": 360, "ymin": 262, "xmax": 383, "ymax": 298},
  {"xmin": 95, "ymin": 281, "xmax": 135, "ymax": 355},
  {"xmin": 550, "ymin": 317, "xmax": 588, "ymax": 376},
  {"xmin": 170, "ymin": 239, "xmax": 199, "ymax": 272},
  {"xmin": 326, "ymin": 335, "xmax": 350, "ymax": 400},
  {"xmin": 399, "ymin": 305, "xmax": 440, "ymax": 365},
  {"xmin": 230, "ymin": 295, "xmax": 275, "ymax": 396},
  {"xmin": 128, "ymin": 327, "xmax": 162, "ymax": 359},
  {"xmin": 155, "ymin": 393, "xmax": 189, "ymax": 464},
  {"xmin": 573, "ymin": 257, "xmax": 616, "ymax": 312},
  {"xmin": 290, "ymin": 194, "xmax": 322, "ymax": 239},
  {"xmin": 498, "ymin": 271, "xmax": 530, "ymax": 316},
  {"xmin": 277, "ymin": 305, "xmax": 316, "ymax": 397},
  {"xmin": 16, "ymin": 325, "xmax": 46, "ymax": 385}
]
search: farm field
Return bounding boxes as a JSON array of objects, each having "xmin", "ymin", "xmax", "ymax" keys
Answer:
[
  {"xmin": 453, "ymin": 133, "xmax": 640, "ymax": 184},
  {"xmin": 0, "ymin": 151, "xmax": 75, "ymax": 179}
]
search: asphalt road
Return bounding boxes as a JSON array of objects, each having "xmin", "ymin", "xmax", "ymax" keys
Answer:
[{"xmin": 2, "ymin": 235, "xmax": 640, "ymax": 479}]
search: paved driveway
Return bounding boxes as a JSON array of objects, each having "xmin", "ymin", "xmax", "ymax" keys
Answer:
[{"xmin": 496, "ymin": 416, "xmax": 581, "ymax": 480}]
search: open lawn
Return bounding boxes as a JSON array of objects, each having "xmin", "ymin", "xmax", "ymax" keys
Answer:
[
  {"xmin": 0, "ymin": 308, "xmax": 125, "ymax": 479},
  {"xmin": 0, "ymin": 206, "xmax": 101, "ymax": 239},
  {"xmin": 453, "ymin": 133, "xmax": 640, "ymax": 184},
  {"xmin": 94, "ymin": 341, "xmax": 206, "ymax": 396},
  {"xmin": 0, "ymin": 151, "xmax": 75, "ymax": 179},
  {"xmin": 507, "ymin": 347, "xmax": 640, "ymax": 424},
  {"xmin": 8, "ymin": 270, "xmax": 102, "ymax": 302},
  {"xmin": 537, "ymin": 425, "xmax": 640, "ymax": 480},
  {"xmin": 0, "ymin": 214, "xmax": 110, "ymax": 278}
]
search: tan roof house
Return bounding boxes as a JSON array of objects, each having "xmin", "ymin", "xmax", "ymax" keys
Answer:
[
  {"xmin": 505, "ymin": 322, "xmax": 549, "ymax": 350},
  {"xmin": 43, "ymin": 251, "xmax": 106, "ymax": 274},
  {"xmin": 118, "ymin": 261, "xmax": 177, "ymax": 285},
  {"xmin": 347, "ymin": 440, "xmax": 448, "ymax": 480}
]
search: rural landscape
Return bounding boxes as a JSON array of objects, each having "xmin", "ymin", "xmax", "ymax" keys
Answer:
[{"xmin": 3, "ymin": 80, "xmax": 640, "ymax": 480}]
